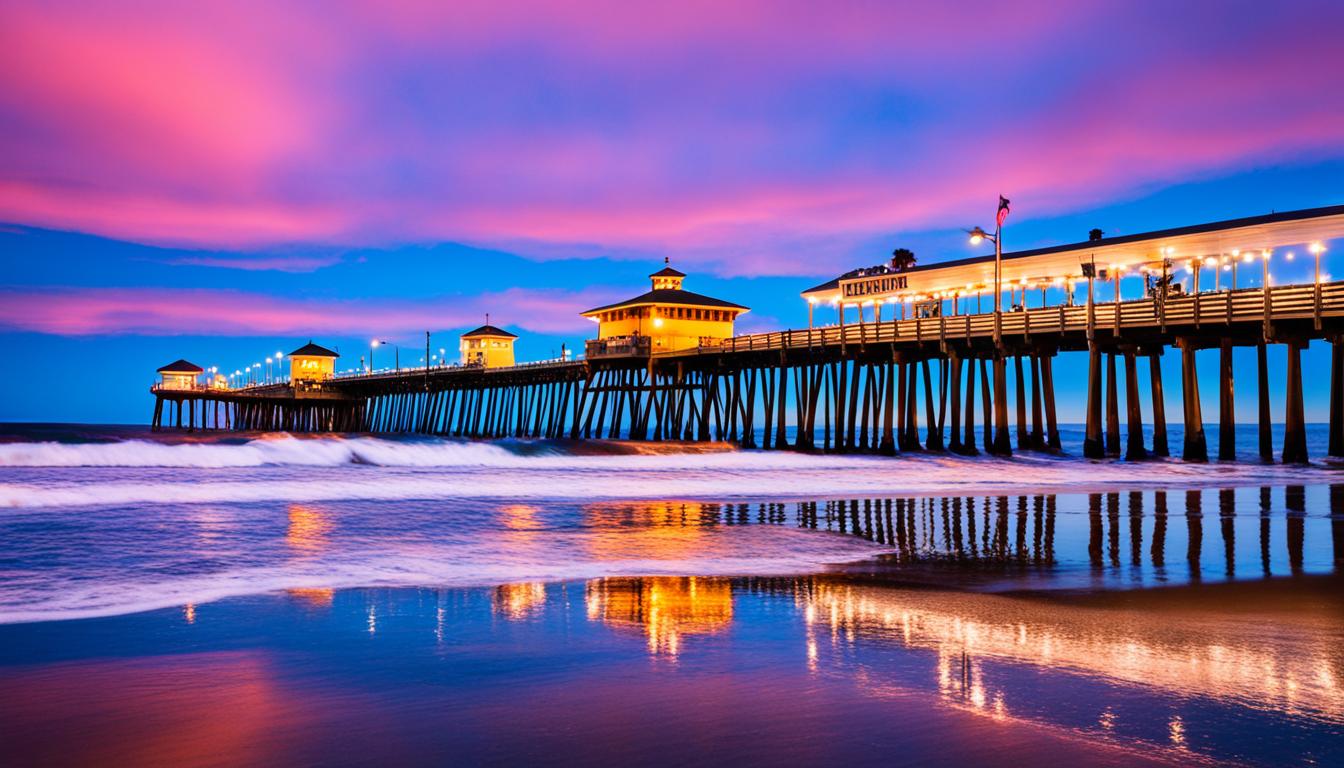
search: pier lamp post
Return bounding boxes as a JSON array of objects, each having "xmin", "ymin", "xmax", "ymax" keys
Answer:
[
  {"xmin": 968, "ymin": 196, "xmax": 1012, "ymax": 456},
  {"xmin": 265, "ymin": 357, "xmax": 273, "ymax": 384},
  {"xmin": 370, "ymin": 340, "xmax": 382, "ymax": 373},
  {"xmin": 254, "ymin": 362, "xmax": 262, "ymax": 386},
  {"xmin": 274, "ymin": 351, "xmax": 283, "ymax": 382},
  {"xmin": 968, "ymin": 222, "xmax": 1003, "ymax": 343},
  {"xmin": 1310, "ymin": 242, "xmax": 1327, "ymax": 327}
]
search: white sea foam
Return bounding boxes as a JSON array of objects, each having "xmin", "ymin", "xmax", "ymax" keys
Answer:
[
  {"xmin": 0, "ymin": 526, "xmax": 882, "ymax": 623},
  {"xmin": 0, "ymin": 441, "xmax": 1336, "ymax": 509}
]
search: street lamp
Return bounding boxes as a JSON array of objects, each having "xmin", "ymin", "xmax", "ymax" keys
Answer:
[
  {"xmin": 967, "ymin": 223, "xmax": 1001, "ymax": 341},
  {"xmin": 967, "ymin": 198, "xmax": 1009, "ymax": 345},
  {"xmin": 967, "ymin": 195, "xmax": 1012, "ymax": 456},
  {"xmin": 274, "ymin": 351, "xmax": 284, "ymax": 382},
  {"xmin": 370, "ymin": 339, "xmax": 382, "ymax": 373},
  {"xmin": 265, "ymin": 356, "xmax": 273, "ymax": 384}
]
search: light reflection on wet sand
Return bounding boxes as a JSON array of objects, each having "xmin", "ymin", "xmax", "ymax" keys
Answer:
[{"xmin": 789, "ymin": 579, "xmax": 1344, "ymax": 726}]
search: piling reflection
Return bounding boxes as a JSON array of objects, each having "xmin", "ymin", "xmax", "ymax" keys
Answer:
[
  {"xmin": 782, "ymin": 484, "xmax": 1344, "ymax": 586},
  {"xmin": 585, "ymin": 577, "xmax": 733, "ymax": 656},
  {"xmin": 582, "ymin": 502, "xmax": 713, "ymax": 563}
]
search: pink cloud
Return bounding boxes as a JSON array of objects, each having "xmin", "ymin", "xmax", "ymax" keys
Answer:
[
  {"xmin": 0, "ymin": 286, "xmax": 623, "ymax": 337},
  {"xmin": 1, "ymin": 1, "xmax": 1341, "ymax": 278}
]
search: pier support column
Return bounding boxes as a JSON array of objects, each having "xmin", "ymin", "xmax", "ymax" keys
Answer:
[
  {"xmin": 879, "ymin": 360, "xmax": 896, "ymax": 454},
  {"xmin": 904, "ymin": 360, "xmax": 921, "ymax": 450},
  {"xmin": 1083, "ymin": 347, "xmax": 1105, "ymax": 458},
  {"xmin": 1148, "ymin": 350, "xmax": 1169, "ymax": 457},
  {"xmin": 923, "ymin": 359, "xmax": 943, "ymax": 451},
  {"xmin": 962, "ymin": 356, "xmax": 978, "ymax": 455},
  {"xmin": 1123, "ymin": 350, "xmax": 1146, "ymax": 461},
  {"xmin": 1218, "ymin": 339, "xmax": 1236, "ymax": 461},
  {"xmin": 1179, "ymin": 341, "xmax": 1208, "ymax": 462},
  {"xmin": 1014, "ymin": 355, "xmax": 1028, "ymax": 450},
  {"xmin": 1029, "ymin": 354, "xmax": 1044, "ymax": 451},
  {"xmin": 1330, "ymin": 337, "xmax": 1344, "ymax": 458},
  {"xmin": 1105, "ymin": 352, "xmax": 1121, "ymax": 458},
  {"xmin": 1041, "ymin": 354, "xmax": 1061, "ymax": 452},
  {"xmin": 979, "ymin": 359, "xmax": 992, "ymax": 452},
  {"xmin": 946, "ymin": 354, "xmax": 963, "ymax": 454},
  {"xmin": 990, "ymin": 355, "xmax": 1012, "ymax": 456},
  {"xmin": 1257, "ymin": 342, "xmax": 1273, "ymax": 462},
  {"xmin": 1282, "ymin": 340, "xmax": 1309, "ymax": 464}
]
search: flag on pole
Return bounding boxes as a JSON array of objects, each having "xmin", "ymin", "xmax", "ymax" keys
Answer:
[{"xmin": 996, "ymin": 195, "xmax": 1011, "ymax": 228}]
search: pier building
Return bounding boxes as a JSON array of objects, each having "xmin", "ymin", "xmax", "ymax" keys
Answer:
[
  {"xmin": 156, "ymin": 359, "xmax": 203, "ymax": 390},
  {"xmin": 461, "ymin": 324, "xmax": 517, "ymax": 368},
  {"xmin": 582, "ymin": 260, "xmax": 748, "ymax": 356},
  {"xmin": 289, "ymin": 342, "xmax": 339, "ymax": 383}
]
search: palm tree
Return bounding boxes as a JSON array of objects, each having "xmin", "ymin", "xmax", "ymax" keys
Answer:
[{"xmin": 890, "ymin": 248, "xmax": 917, "ymax": 272}]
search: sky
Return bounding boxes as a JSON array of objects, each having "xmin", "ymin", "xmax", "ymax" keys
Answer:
[{"xmin": 1, "ymin": 0, "xmax": 1342, "ymax": 424}]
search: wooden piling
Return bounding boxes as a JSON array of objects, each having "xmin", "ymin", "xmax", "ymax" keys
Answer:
[
  {"xmin": 1330, "ymin": 337, "xmax": 1344, "ymax": 458},
  {"xmin": 1179, "ymin": 342, "xmax": 1208, "ymax": 462},
  {"xmin": 991, "ymin": 356, "xmax": 1011, "ymax": 456},
  {"xmin": 1083, "ymin": 347, "xmax": 1105, "ymax": 458},
  {"xmin": 1282, "ymin": 340, "xmax": 1308, "ymax": 464},
  {"xmin": 1218, "ymin": 339, "xmax": 1236, "ymax": 461},
  {"xmin": 1123, "ymin": 350, "xmax": 1146, "ymax": 461},
  {"xmin": 1105, "ymin": 352, "xmax": 1120, "ymax": 458}
]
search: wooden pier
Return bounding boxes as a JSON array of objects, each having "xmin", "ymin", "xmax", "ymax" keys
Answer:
[
  {"xmin": 151, "ymin": 279, "xmax": 1344, "ymax": 464},
  {"xmin": 150, "ymin": 205, "xmax": 1344, "ymax": 463}
]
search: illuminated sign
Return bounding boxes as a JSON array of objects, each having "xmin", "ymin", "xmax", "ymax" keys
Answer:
[{"xmin": 841, "ymin": 274, "xmax": 907, "ymax": 299}]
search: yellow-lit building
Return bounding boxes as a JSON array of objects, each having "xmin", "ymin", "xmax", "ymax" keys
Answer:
[
  {"xmin": 581, "ymin": 260, "xmax": 748, "ymax": 353},
  {"xmin": 288, "ymin": 341, "xmax": 339, "ymax": 383},
  {"xmin": 461, "ymin": 324, "xmax": 517, "ymax": 368},
  {"xmin": 156, "ymin": 359, "xmax": 203, "ymax": 390}
]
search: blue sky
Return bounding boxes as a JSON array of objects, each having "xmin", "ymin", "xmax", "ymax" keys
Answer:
[{"xmin": 1, "ymin": 1, "xmax": 1341, "ymax": 424}]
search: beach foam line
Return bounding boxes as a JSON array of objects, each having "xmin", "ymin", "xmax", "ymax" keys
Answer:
[
  {"xmin": 0, "ymin": 450, "xmax": 1335, "ymax": 509},
  {"xmin": 0, "ymin": 531, "xmax": 883, "ymax": 623}
]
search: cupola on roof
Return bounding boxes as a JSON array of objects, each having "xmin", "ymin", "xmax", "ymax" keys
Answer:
[
  {"xmin": 289, "ymin": 341, "xmax": 339, "ymax": 358},
  {"xmin": 157, "ymin": 359, "xmax": 204, "ymax": 373}
]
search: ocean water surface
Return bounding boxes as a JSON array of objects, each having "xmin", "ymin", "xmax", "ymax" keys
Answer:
[{"xmin": 2, "ymin": 424, "xmax": 1343, "ymax": 765}]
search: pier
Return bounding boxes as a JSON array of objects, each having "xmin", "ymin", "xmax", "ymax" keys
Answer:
[{"xmin": 151, "ymin": 205, "xmax": 1344, "ymax": 463}]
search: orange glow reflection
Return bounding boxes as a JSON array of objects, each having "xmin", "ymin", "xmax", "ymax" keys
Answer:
[
  {"xmin": 586, "ymin": 577, "xmax": 733, "ymax": 656},
  {"xmin": 582, "ymin": 501, "xmax": 710, "ymax": 563},
  {"xmin": 500, "ymin": 504, "xmax": 543, "ymax": 530},
  {"xmin": 285, "ymin": 504, "xmax": 330, "ymax": 552},
  {"xmin": 493, "ymin": 582, "xmax": 547, "ymax": 619},
  {"xmin": 285, "ymin": 588, "xmax": 335, "ymax": 608}
]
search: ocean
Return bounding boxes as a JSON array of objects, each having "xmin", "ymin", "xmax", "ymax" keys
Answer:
[{"xmin": 1, "ymin": 423, "xmax": 1342, "ymax": 765}]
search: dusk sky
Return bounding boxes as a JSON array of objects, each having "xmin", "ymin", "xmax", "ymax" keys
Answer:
[{"xmin": 2, "ymin": 0, "xmax": 1342, "ymax": 423}]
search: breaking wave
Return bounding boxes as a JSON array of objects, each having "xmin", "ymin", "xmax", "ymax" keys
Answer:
[{"xmin": 0, "ymin": 434, "xmax": 1339, "ymax": 509}]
